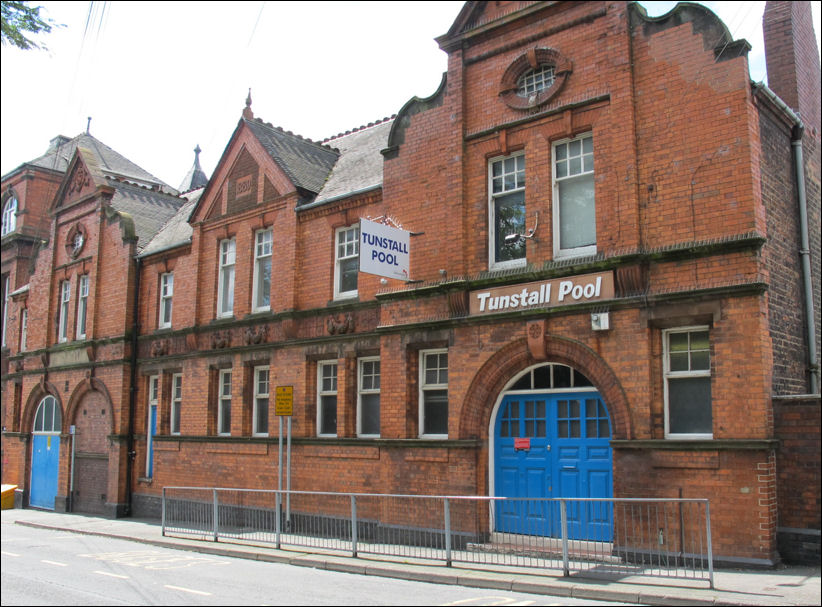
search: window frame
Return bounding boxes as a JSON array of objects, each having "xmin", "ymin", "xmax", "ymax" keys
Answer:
[
  {"xmin": 552, "ymin": 133, "xmax": 596, "ymax": 259},
  {"xmin": 419, "ymin": 349, "xmax": 449, "ymax": 438},
  {"xmin": 19, "ymin": 308, "xmax": 28, "ymax": 352},
  {"xmin": 217, "ymin": 238, "xmax": 236, "ymax": 318},
  {"xmin": 76, "ymin": 274, "xmax": 89, "ymax": 340},
  {"xmin": 317, "ymin": 360, "xmax": 338, "ymax": 437},
  {"xmin": 663, "ymin": 326, "xmax": 713, "ymax": 439},
  {"xmin": 170, "ymin": 373, "xmax": 182, "ymax": 435},
  {"xmin": 146, "ymin": 375, "xmax": 160, "ymax": 476},
  {"xmin": 488, "ymin": 152, "xmax": 527, "ymax": 270},
  {"xmin": 58, "ymin": 280, "xmax": 71, "ymax": 343},
  {"xmin": 357, "ymin": 357, "xmax": 380, "ymax": 438},
  {"xmin": 252, "ymin": 365, "xmax": 270, "ymax": 436},
  {"xmin": 1, "ymin": 196, "xmax": 16, "ymax": 236},
  {"xmin": 218, "ymin": 369, "xmax": 232, "ymax": 436},
  {"xmin": 159, "ymin": 272, "xmax": 174, "ymax": 329},
  {"xmin": 333, "ymin": 225, "xmax": 359, "ymax": 300},
  {"xmin": 252, "ymin": 229, "xmax": 273, "ymax": 313},
  {"xmin": 33, "ymin": 395, "xmax": 62, "ymax": 434}
]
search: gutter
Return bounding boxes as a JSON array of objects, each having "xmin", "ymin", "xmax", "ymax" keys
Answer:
[{"xmin": 753, "ymin": 82, "xmax": 819, "ymax": 394}]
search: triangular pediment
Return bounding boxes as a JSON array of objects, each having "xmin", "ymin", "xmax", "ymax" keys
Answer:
[
  {"xmin": 437, "ymin": 1, "xmax": 545, "ymax": 50},
  {"xmin": 52, "ymin": 148, "xmax": 109, "ymax": 210}
]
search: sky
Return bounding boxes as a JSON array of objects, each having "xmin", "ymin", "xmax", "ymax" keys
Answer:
[{"xmin": 1, "ymin": 1, "xmax": 820, "ymax": 189}]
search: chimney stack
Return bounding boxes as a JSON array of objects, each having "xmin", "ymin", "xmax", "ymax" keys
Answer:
[{"xmin": 763, "ymin": 1, "xmax": 821, "ymax": 135}]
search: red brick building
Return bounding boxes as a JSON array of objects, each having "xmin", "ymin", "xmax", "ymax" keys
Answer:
[{"xmin": 2, "ymin": 1, "xmax": 819, "ymax": 566}]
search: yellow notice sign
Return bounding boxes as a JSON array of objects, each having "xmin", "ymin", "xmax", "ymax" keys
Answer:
[{"xmin": 275, "ymin": 386, "xmax": 294, "ymax": 416}]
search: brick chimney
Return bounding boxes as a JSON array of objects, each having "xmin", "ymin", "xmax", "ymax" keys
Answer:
[{"xmin": 763, "ymin": 1, "xmax": 821, "ymax": 134}]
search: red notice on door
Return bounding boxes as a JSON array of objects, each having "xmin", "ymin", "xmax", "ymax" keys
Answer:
[{"xmin": 514, "ymin": 437, "xmax": 530, "ymax": 450}]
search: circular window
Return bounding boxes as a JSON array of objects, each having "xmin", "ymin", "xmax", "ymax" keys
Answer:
[{"xmin": 500, "ymin": 48, "xmax": 572, "ymax": 111}]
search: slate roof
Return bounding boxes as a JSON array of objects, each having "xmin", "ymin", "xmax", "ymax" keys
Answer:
[
  {"xmin": 243, "ymin": 118, "xmax": 339, "ymax": 195},
  {"xmin": 138, "ymin": 189, "xmax": 201, "ymax": 257},
  {"xmin": 313, "ymin": 120, "xmax": 393, "ymax": 205},
  {"xmin": 108, "ymin": 179, "xmax": 190, "ymax": 252},
  {"xmin": 178, "ymin": 145, "xmax": 209, "ymax": 193},
  {"xmin": 19, "ymin": 133, "xmax": 169, "ymax": 189}
]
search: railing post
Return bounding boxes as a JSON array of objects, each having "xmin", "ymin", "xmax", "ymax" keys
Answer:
[
  {"xmin": 161, "ymin": 487, "xmax": 166, "ymax": 536},
  {"xmin": 444, "ymin": 498, "xmax": 452, "ymax": 567},
  {"xmin": 705, "ymin": 500, "xmax": 714, "ymax": 589},
  {"xmin": 212, "ymin": 489, "xmax": 219, "ymax": 542},
  {"xmin": 560, "ymin": 499, "xmax": 569, "ymax": 577},
  {"xmin": 351, "ymin": 495, "xmax": 358, "ymax": 558},
  {"xmin": 275, "ymin": 492, "xmax": 282, "ymax": 549}
]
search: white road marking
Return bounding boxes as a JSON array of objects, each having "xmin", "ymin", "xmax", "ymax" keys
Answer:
[
  {"xmin": 94, "ymin": 570, "xmax": 129, "ymax": 579},
  {"xmin": 1, "ymin": 550, "xmax": 21, "ymax": 557},
  {"xmin": 41, "ymin": 559, "xmax": 68, "ymax": 567},
  {"xmin": 165, "ymin": 584, "xmax": 212, "ymax": 596}
]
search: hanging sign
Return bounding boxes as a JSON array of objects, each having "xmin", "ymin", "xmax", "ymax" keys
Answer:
[{"xmin": 359, "ymin": 218, "xmax": 410, "ymax": 281}]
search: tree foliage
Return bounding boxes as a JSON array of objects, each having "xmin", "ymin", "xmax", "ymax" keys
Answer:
[{"xmin": 1, "ymin": 1, "xmax": 57, "ymax": 50}]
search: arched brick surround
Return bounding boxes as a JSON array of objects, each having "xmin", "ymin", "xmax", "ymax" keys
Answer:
[
  {"xmin": 22, "ymin": 381, "xmax": 64, "ymax": 433},
  {"xmin": 66, "ymin": 377, "xmax": 115, "ymax": 435},
  {"xmin": 459, "ymin": 336, "xmax": 633, "ymax": 440}
]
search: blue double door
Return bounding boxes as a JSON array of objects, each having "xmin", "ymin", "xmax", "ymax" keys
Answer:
[{"xmin": 494, "ymin": 392, "xmax": 613, "ymax": 541}]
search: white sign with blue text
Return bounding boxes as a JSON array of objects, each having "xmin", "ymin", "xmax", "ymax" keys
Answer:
[{"xmin": 359, "ymin": 218, "xmax": 410, "ymax": 281}]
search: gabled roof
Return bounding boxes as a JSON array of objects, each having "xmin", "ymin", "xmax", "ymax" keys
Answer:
[
  {"xmin": 108, "ymin": 179, "xmax": 189, "ymax": 252},
  {"xmin": 312, "ymin": 119, "xmax": 393, "ymax": 206},
  {"xmin": 139, "ymin": 190, "xmax": 201, "ymax": 257},
  {"xmin": 9, "ymin": 133, "xmax": 170, "ymax": 190},
  {"xmin": 243, "ymin": 117, "xmax": 339, "ymax": 195}
]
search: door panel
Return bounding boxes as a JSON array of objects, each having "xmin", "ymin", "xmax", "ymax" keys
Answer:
[
  {"xmin": 494, "ymin": 391, "xmax": 612, "ymax": 540},
  {"xmin": 30, "ymin": 435, "xmax": 60, "ymax": 510}
]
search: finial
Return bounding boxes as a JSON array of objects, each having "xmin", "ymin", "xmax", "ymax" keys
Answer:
[
  {"xmin": 86, "ymin": 116, "xmax": 92, "ymax": 134},
  {"xmin": 243, "ymin": 88, "xmax": 254, "ymax": 119},
  {"xmin": 194, "ymin": 144, "xmax": 202, "ymax": 168}
]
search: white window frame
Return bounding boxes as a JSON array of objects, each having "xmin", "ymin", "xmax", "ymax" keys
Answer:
[
  {"xmin": 217, "ymin": 238, "xmax": 235, "ymax": 318},
  {"xmin": 159, "ymin": 272, "xmax": 173, "ymax": 329},
  {"xmin": 317, "ymin": 360, "xmax": 338, "ymax": 437},
  {"xmin": 33, "ymin": 395, "xmax": 62, "ymax": 433},
  {"xmin": 146, "ymin": 375, "xmax": 160, "ymax": 476},
  {"xmin": 357, "ymin": 357, "xmax": 380, "ymax": 437},
  {"xmin": 76, "ymin": 274, "xmax": 89, "ymax": 340},
  {"xmin": 252, "ymin": 229, "xmax": 272, "ymax": 313},
  {"xmin": 58, "ymin": 280, "xmax": 71, "ymax": 343},
  {"xmin": 20, "ymin": 308, "xmax": 28, "ymax": 352},
  {"xmin": 489, "ymin": 153, "xmax": 527, "ymax": 270},
  {"xmin": 170, "ymin": 373, "xmax": 182, "ymax": 435},
  {"xmin": 253, "ymin": 365, "xmax": 269, "ymax": 436},
  {"xmin": 334, "ymin": 225, "xmax": 359, "ymax": 300},
  {"xmin": 419, "ymin": 349, "xmax": 448, "ymax": 438},
  {"xmin": 218, "ymin": 369, "xmax": 232, "ymax": 436},
  {"xmin": 552, "ymin": 133, "xmax": 596, "ymax": 259},
  {"xmin": 663, "ymin": 326, "xmax": 712, "ymax": 439},
  {"xmin": 1, "ymin": 196, "xmax": 16, "ymax": 236}
]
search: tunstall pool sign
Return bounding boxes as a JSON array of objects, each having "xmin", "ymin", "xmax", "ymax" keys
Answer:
[{"xmin": 359, "ymin": 218, "xmax": 410, "ymax": 281}]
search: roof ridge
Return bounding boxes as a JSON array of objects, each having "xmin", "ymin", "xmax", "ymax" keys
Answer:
[
  {"xmin": 246, "ymin": 117, "xmax": 339, "ymax": 153},
  {"xmin": 322, "ymin": 115, "xmax": 397, "ymax": 144}
]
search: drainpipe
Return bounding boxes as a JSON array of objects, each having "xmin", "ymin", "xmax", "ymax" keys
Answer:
[
  {"xmin": 753, "ymin": 82, "xmax": 819, "ymax": 394},
  {"xmin": 791, "ymin": 125, "xmax": 819, "ymax": 394},
  {"xmin": 125, "ymin": 257, "xmax": 142, "ymax": 515}
]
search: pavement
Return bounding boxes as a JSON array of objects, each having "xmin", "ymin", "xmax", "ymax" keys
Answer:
[{"xmin": 2, "ymin": 507, "xmax": 819, "ymax": 606}]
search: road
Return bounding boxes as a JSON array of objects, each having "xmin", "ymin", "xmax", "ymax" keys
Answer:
[{"xmin": 1, "ymin": 520, "xmax": 642, "ymax": 606}]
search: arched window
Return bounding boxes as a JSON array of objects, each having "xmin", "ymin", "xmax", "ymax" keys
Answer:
[
  {"xmin": 1, "ymin": 196, "xmax": 17, "ymax": 236},
  {"xmin": 33, "ymin": 395, "xmax": 62, "ymax": 433}
]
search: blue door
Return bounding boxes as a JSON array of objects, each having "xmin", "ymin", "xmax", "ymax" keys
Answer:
[
  {"xmin": 147, "ymin": 404, "xmax": 157, "ymax": 478},
  {"xmin": 30, "ymin": 434, "xmax": 60, "ymax": 509},
  {"xmin": 30, "ymin": 395, "xmax": 63, "ymax": 510},
  {"xmin": 494, "ymin": 391, "xmax": 613, "ymax": 540}
]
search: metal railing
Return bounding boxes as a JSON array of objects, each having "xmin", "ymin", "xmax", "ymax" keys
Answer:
[{"xmin": 162, "ymin": 487, "xmax": 713, "ymax": 587}]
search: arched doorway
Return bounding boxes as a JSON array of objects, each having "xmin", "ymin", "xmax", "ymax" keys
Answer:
[
  {"xmin": 491, "ymin": 363, "xmax": 613, "ymax": 540},
  {"xmin": 30, "ymin": 395, "xmax": 62, "ymax": 510},
  {"xmin": 71, "ymin": 389, "xmax": 111, "ymax": 515}
]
